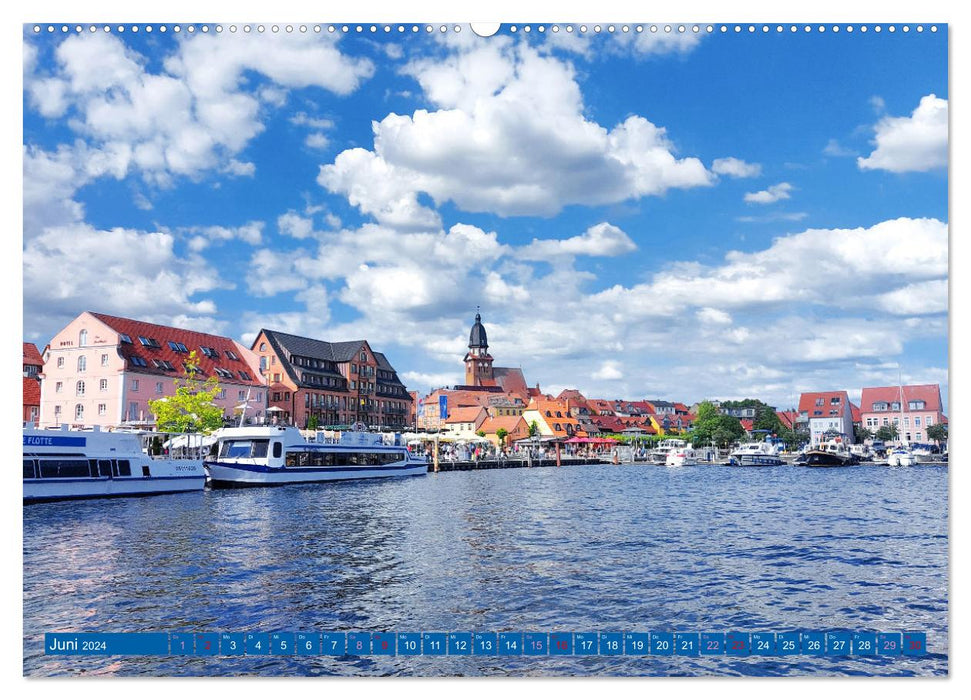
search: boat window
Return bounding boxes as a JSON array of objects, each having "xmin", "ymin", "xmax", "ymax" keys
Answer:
[
  {"xmin": 115, "ymin": 460, "xmax": 132, "ymax": 477},
  {"xmin": 23, "ymin": 459, "xmax": 36, "ymax": 479},
  {"xmin": 142, "ymin": 465, "xmax": 151, "ymax": 477},
  {"xmin": 273, "ymin": 442, "xmax": 282, "ymax": 458},
  {"xmin": 98, "ymin": 460, "xmax": 112, "ymax": 477},
  {"xmin": 219, "ymin": 439, "xmax": 270, "ymax": 459},
  {"xmin": 38, "ymin": 458, "xmax": 90, "ymax": 478}
]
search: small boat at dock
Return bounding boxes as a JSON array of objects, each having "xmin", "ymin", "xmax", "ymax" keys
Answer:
[
  {"xmin": 801, "ymin": 439, "xmax": 859, "ymax": 467},
  {"xmin": 205, "ymin": 425, "xmax": 428, "ymax": 487},
  {"xmin": 886, "ymin": 447, "xmax": 916, "ymax": 467},
  {"xmin": 23, "ymin": 425, "xmax": 206, "ymax": 503}
]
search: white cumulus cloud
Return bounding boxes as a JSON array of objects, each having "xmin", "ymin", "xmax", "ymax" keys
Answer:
[
  {"xmin": 858, "ymin": 94, "xmax": 948, "ymax": 173},
  {"xmin": 744, "ymin": 182, "xmax": 793, "ymax": 204}
]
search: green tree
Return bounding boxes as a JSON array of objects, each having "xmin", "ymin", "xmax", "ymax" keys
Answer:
[
  {"xmin": 752, "ymin": 405, "xmax": 784, "ymax": 436},
  {"xmin": 148, "ymin": 351, "xmax": 224, "ymax": 434},
  {"xmin": 690, "ymin": 401, "xmax": 745, "ymax": 448},
  {"xmin": 496, "ymin": 427, "xmax": 509, "ymax": 449},
  {"xmin": 476, "ymin": 429, "xmax": 486, "ymax": 438},
  {"xmin": 875, "ymin": 424, "xmax": 900, "ymax": 442},
  {"xmin": 528, "ymin": 420, "xmax": 539, "ymax": 438},
  {"xmin": 307, "ymin": 415, "xmax": 320, "ymax": 431},
  {"xmin": 855, "ymin": 425, "xmax": 874, "ymax": 443},
  {"xmin": 927, "ymin": 423, "xmax": 948, "ymax": 444}
]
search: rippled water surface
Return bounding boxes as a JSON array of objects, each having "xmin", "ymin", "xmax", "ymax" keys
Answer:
[{"xmin": 23, "ymin": 462, "xmax": 948, "ymax": 676}]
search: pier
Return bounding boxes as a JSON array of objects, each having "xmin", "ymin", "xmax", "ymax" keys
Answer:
[{"xmin": 431, "ymin": 457, "xmax": 595, "ymax": 472}]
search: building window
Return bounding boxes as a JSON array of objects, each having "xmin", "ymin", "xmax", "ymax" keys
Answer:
[
  {"xmin": 259, "ymin": 342, "xmax": 266, "ymax": 351},
  {"xmin": 915, "ymin": 416, "xmax": 921, "ymax": 426},
  {"xmin": 100, "ymin": 379, "xmax": 108, "ymax": 391},
  {"xmin": 54, "ymin": 405, "xmax": 61, "ymax": 417},
  {"xmin": 57, "ymin": 357, "xmax": 64, "ymax": 368},
  {"xmin": 101, "ymin": 353, "xmax": 109, "ymax": 367},
  {"xmin": 273, "ymin": 373, "xmax": 281, "ymax": 383},
  {"xmin": 55, "ymin": 381, "xmax": 63, "ymax": 393},
  {"xmin": 76, "ymin": 381, "xmax": 85, "ymax": 396},
  {"xmin": 815, "ymin": 398, "xmax": 824, "ymax": 406},
  {"xmin": 908, "ymin": 401, "xmax": 926, "ymax": 410},
  {"xmin": 239, "ymin": 390, "xmax": 247, "ymax": 401},
  {"xmin": 131, "ymin": 380, "xmax": 139, "ymax": 392},
  {"xmin": 156, "ymin": 382, "xmax": 164, "ymax": 394},
  {"xmin": 128, "ymin": 402, "xmax": 138, "ymax": 420},
  {"xmin": 119, "ymin": 334, "xmax": 132, "ymax": 344},
  {"xmin": 98, "ymin": 403, "xmax": 107, "ymax": 416},
  {"xmin": 926, "ymin": 417, "xmax": 934, "ymax": 426},
  {"xmin": 916, "ymin": 432, "xmax": 923, "ymax": 441},
  {"xmin": 273, "ymin": 392, "xmax": 281, "ymax": 401},
  {"xmin": 75, "ymin": 404, "xmax": 84, "ymax": 421},
  {"xmin": 78, "ymin": 356, "xmax": 87, "ymax": 372},
  {"xmin": 79, "ymin": 329, "xmax": 88, "ymax": 345}
]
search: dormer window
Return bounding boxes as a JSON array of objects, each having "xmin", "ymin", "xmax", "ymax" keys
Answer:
[
  {"xmin": 200, "ymin": 346, "xmax": 219, "ymax": 359},
  {"xmin": 168, "ymin": 341, "xmax": 189, "ymax": 353},
  {"xmin": 225, "ymin": 350, "xmax": 239, "ymax": 361},
  {"xmin": 139, "ymin": 336, "xmax": 160, "ymax": 348},
  {"xmin": 908, "ymin": 400, "xmax": 926, "ymax": 410},
  {"xmin": 119, "ymin": 334, "xmax": 132, "ymax": 344}
]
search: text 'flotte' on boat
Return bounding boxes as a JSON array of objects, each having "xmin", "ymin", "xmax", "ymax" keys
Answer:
[
  {"xmin": 204, "ymin": 424, "xmax": 428, "ymax": 487},
  {"xmin": 23, "ymin": 425, "xmax": 206, "ymax": 503}
]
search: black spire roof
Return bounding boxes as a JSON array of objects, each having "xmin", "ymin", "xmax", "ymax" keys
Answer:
[{"xmin": 469, "ymin": 312, "xmax": 488, "ymax": 349}]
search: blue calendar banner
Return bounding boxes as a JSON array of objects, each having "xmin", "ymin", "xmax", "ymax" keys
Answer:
[
  {"xmin": 777, "ymin": 632, "xmax": 800, "ymax": 656},
  {"xmin": 499, "ymin": 632, "xmax": 523, "ymax": 655},
  {"xmin": 575, "ymin": 632, "xmax": 598, "ymax": 655},
  {"xmin": 827, "ymin": 632, "xmax": 852, "ymax": 656},
  {"xmin": 853, "ymin": 633, "xmax": 877, "ymax": 656},
  {"xmin": 473, "ymin": 632, "xmax": 497, "ymax": 655},
  {"xmin": 423, "ymin": 632, "xmax": 447, "ymax": 655},
  {"xmin": 398, "ymin": 633, "xmax": 421, "ymax": 655},
  {"xmin": 220, "ymin": 633, "xmax": 244, "ymax": 656},
  {"xmin": 372, "ymin": 632, "xmax": 395, "ymax": 655},
  {"xmin": 448, "ymin": 632, "xmax": 472, "ymax": 656},
  {"xmin": 599, "ymin": 632, "xmax": 623, "ymax": 656},
  {"xmin": 903, "ymin": 632, "xmax": 927, "ymax": 656},
  {"xmin": 271, "ymin": 633, "xmax": 294, "ymax": 655},
  {"xmin": 676, "ymin": 633, "xmax": 699, "ymax": 656},
  {"xmin": 42, "ymin": 630, "xmax": 931, "ymax": 657},
  {"xmin": 624, "ymin": 632, "xmax": 649, "ymax": 655},
  {"xmin": 650, "ymin": 631, "xmax": 674, "ymax": 656},
  {"xmin": 245, "ymin": 633, "xmax": 270, "ymax": 655},
  {"xmin": 701, "ymin": 632, "xmax": 725, "ymax": 656},
  {"xmin": 296, "ymin": 633, "xmax": 319, "ymax": 656},
  {"xmin": 321, "ymin": 632, "xmax": 346, "ymax": 656},
  {"xmin": 752, "ymin": 633, "xmax": 776, "ymax": 655},
  {"xmin": 551, "ymin": 632, "xmax": 574, "ymax": 655},
  {"xmin": 878, "ymin": 633, "xmax": 902, "ymax": 656}
]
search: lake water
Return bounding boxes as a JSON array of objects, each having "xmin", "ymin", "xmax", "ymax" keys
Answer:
[{"xmin": 22, "ymin": 461, "xmax": 948, "ymax": 676}]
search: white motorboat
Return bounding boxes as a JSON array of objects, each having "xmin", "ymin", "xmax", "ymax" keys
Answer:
[
  {"xmin": 205, "ymin": 425, "xmax": 428, "ymax": 487},
  {"xmin": 649, "ymin": 438, "xmax": 688, "ymax": 465},
  {"xmin": 729, "ymin": 441, "xmax": 785, "ymax": 466},
  {"xmin": 886, "ymin": 447, "xmax": 916, "ymax": 467},
  {"xmin": 665, "ymin": 445, "xmax": 716, "ymax": 467},
  {"xmin": 23, "ymin": 425, "xmax": 206, "ymax": 503}
]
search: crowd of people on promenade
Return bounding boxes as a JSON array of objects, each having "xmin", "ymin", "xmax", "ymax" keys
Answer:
[{"xmin": 408, "ymin": 440, "xmax": 613, "ymax": 463}]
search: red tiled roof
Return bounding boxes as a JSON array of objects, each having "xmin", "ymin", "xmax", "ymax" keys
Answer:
[
  {"xmin": 444, "ymin": 406, "xmax": 488, "ymax": 424},
  {"xmin": 493, "ymin": 367, "xmax": 529, "ymax": 397},
  {"xmin": 850, "ymin": 402, "xmax": 862, "ymax": 423},
  {"xmin": 23, "ymin": 377, "xmax": 41, "ymax": 405},
  {"xmin": 798, "ymin": 391, "xmax": 850, "ymax": 417},
  {"xmin": 479, "ymin": 415, "xmax": 528, "ymax": 435},
  {"xmin": 740, "ymin": 418, "xmax": 754, "ymax": 431},
  {"xmin": 859, "ymin": 384, "xmax": 943, "ymax": 413},
  {"xmin": 89, "ymin": 312, "xmax": 263, "ymax": 386},
  {"xmin": 776, "ymin": 410, "xmax": 798, "ymax": 429},
  {"xmin": 23, "ymin": 342, "xmax": 43, "ymax": 367}
]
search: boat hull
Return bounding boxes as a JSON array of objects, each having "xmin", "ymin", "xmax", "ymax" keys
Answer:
[
  {"xmin": 205, "ymin": 460, "xmax": 428, "ymax": 487},
  {"xmin": 24, "ymin": 474, "xmax": 206, "ymax": 503},
  {"xmin": 729, "ymin": 454, "xmax": 786, "ymax": 467},
  {"xmin": 802, "ymin": 451, "xmax": 859, "ymax": 467}
]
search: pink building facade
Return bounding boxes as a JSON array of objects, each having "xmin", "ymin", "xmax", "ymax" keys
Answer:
[
  {"xmin": 38, "ymin": 312, "xmax": 265, "ymax": 429},
  {"xmin": 859, "ymin": 384, "xmax": 946, "ymax": 445}
]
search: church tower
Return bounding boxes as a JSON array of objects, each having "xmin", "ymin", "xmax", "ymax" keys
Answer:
[{"xmin": 464, "ymin": 311, "xmax": 495, "ymax": 386}]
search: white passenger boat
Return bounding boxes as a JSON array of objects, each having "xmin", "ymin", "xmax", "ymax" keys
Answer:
[
  {"xmin": 729, "ymin": 441, "xmax": 786, "ymax": 466},
  {"xmin": 23, "ymin": 425, "xmax": 206, "ymax": 503},
  {"xmin": 886, "ymin": 447, "xmax": 916, "ymax": 467},
  {"xmin": 205, "ymin": 426, "xmax": 428, "ymax": 487}
]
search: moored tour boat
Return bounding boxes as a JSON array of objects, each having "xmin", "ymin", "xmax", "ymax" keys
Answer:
[
  {"xmin": 23, "ymin": 425, "xmax": 206, "ymax": 503},
  {"xmin": 650, "ymin": 439, "xmax": 688, "ymax": 465},
  {"xmin": 729, "ymin": 441, "xmax": 786, "ymax": 467},
  {"xmin": 205, "ymin": 425, "xmax": 428, "ymax": 487}
]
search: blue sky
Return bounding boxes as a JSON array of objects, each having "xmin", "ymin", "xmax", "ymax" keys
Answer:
[{"xmin": 22, "ymin": 22, "xmax": 948, "ymax": 410}]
